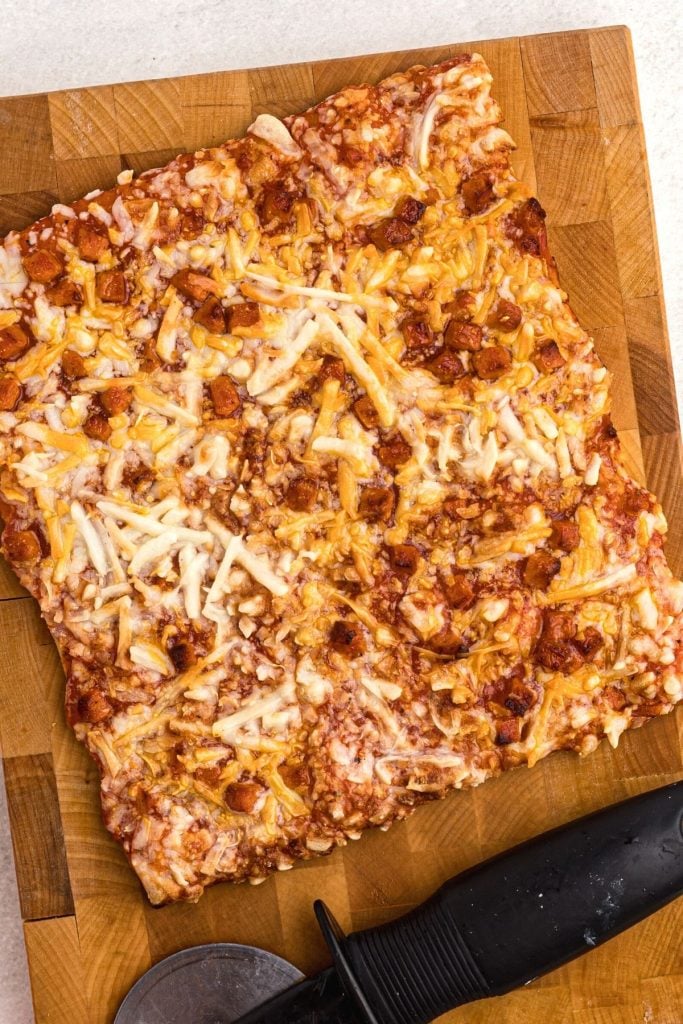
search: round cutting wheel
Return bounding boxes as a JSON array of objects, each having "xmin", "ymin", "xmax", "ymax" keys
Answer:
[{"xmin": 114, "ymin": 942, "xmax": 304, "ymax": 1024}]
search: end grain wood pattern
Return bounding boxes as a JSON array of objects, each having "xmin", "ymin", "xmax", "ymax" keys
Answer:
[{"xmin": 0, "ymin": 26, "xmax": 681, "ymax": 1024}]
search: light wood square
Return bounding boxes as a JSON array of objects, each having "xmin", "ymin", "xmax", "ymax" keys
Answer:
[
  {"xmin": 113, "ymin": 79, "xmax": 183, "ymax": 152},
  {"xmin": 48, "ymin": 87, "xmax": 119, "ymax": 160}
]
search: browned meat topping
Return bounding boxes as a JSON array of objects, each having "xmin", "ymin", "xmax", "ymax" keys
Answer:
[
  {"xmin": 194, "ymin": 296, "xmax": 227, "ymax": 334},
  {"xmin": 444, "ymin": 321, "xmax": 482, "ymax": 351},
  {"xmin": 209, "ymin": 377, "xmax": 241, "ymax": 417},
  {"xmin": 285, "ymin": 477, "xmax": 318, "ymax": 511},
  {"xmin": 329, "ymin": 619, "xmax": 365, "ymax": 657},
  {"xmin": 472, "ymin": 345, "xmax": 512, "ymax": 379}
]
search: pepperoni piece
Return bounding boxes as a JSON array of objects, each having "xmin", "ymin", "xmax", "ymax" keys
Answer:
[
  {"xmin": 353, "ymin": 395, "xmax": 380, "ymax": 429},
  {"xmin": 194, "ymin": 296, "xmax": 227, "ymax": 333},
  {"xmin": 0, "ymin": 323, "xmax": 34, "ymax": 362},
  {"xmin": 377, "ymin": 436, "xmax": 411, "ymax": 469},
  {"xmin": 443, "ymin": 572, "xmax": 475, "ymax": 610},
  {"xmin": 495, "ymin": 718, "xmax": 521, "ymax": 746},
  {"xmin": 507, "ymin": 197, "xmax": 548, "ymax": 257},
  {"xmin": 484, "ymin": 666, "xmax": 537, "ymax": 717},
  {"xmin": 285, "ymin": 477, "xmax": 318, "ymax": 511},
  {"xmin": 487, "ymin": 300, "xmax": 522, "ymax": 333},
  {"xmin": 167, "ymin": 638, "xmax": 197, "ymax": 673},
  {"xmin": 209, "ymin": 377, "xmax": 241, "ymax": 417},
  {"xmin": 395, "ymin": 195, "xmax": 426, "ymax": 224},
  {"xmin": 534, "ymin": 612, "xmax": 602, "ymax": 673},
  {"xmin": 195, "ymin": 765, "xmax": 222, "ymax": 788},
  {"xmin": 574, "ymin": 627, "xmax": 603, "ymax": 661},
  {"xmin": 225, "ymin": 301, "xmax": 260, "ymax": 330},
  {"xmin": 171, "ymin": 268, "xmax": 217, "ymax": 303},
  {"xmin": 535, "ymin": 637, "xmax": 582, "ymax": 673},
  {"xmin": 444, "ymin": 321, "xmax": 482, "ymax": 352},
  {"xmin": 549, "ymin": 518, "xmax": 579, "ymax": 552},
  {"xmin": 429, "ymin": 349, "xmax": 465, "ymax": 383},
  {"xmin": 100, "ymin": 387, "xmax": 133, "ymax": 416},
  {"xmin": 61, "ymin": 349, "xmax": 87, "ymax": 379},
  {"xmin": 329, "ymin": 619, "xmax": 365, "ymax": 657},
  {"xmin": 388, "ymin": 543, "xmax": 420, "ymax": 577},
  {"xmin": 225, "ymin": 782, "xmax": 263, "ymax": 813},
  {"xmin": 358, "ymin": 485, "xmax": 395, "ymax": 522},
  {"xmin": 45, "ymin": 279, "xmax": 83, "ymax": 307},
  {"xmin": 516, "ymin": 197, "xmax": 546, "ymax": 235},
  {"xmin": 84, "ymin": 412, "xmax": 113, "ymax": 442},
  {"xmin": 22, "ymin": 248, "xmax": 64, "ymax": 283},
  {"xmin": 259, "ymin": 183, "xmax": 296, "ymax": 225},
  {"xmin": 4, "ymin": 528, "xmax": 41, "ymax": 563},
  {"xmin": 76, "ymin": 690, "xmax": 112, "ymax": 724},
  {"xmin": 279, "ymin": 762, "xmax": 311, "ymax": 792},
  {"xmin": 532, "ymin": 339, "xmax": 565, "ymax": 373},
  {"xmin": 523, "ymin": 550, "xmax": 561, "ymax": 589},
  {"xmin": 0, "ymin": 377, "xmax": 21, "ymax": 411},
  {"xmin": 504, "ymin": 689, "xmax": 535, "ymax": 718},
  {"xmin": 368, "ymin": 217, "xmax": 413, "ymax": 252},
  {"xmin": 318, "ymin": 356, "xmax": 346, "ymax": 385},
  {"xmin": 472, "ymin": 346, "xmax": 512, "ymax": 380},
  {"xmin": 96, "ymin": 269, "xmax": 128, "ymax": 303},
  {"xmin": 139, "ymin": 338, "xmax": 161, "ymax": 373},
  {"xmin": 541, "ymin": 612, "xmax": 576, "ymax": 643},
  {"xmin": 77, "ymin": 222, "xmax": 110, "ymax": 262},
  {"xmin": 443, "ymin": 290, "xmax": 476, "ymax": 322},
  {"xmin": 401, "ymin": 317, "xmax": 433, "ymax": 352},
  {"xmin": 460, "ymin": 172, "xmax": 495, "ymax": 215}
]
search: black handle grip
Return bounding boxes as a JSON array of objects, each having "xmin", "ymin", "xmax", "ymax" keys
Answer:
[{"xmin": 317, "ymin": 781, "xmax": 683, "ymax": 1024}]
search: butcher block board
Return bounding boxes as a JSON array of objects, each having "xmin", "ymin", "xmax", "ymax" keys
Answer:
[{"xmin": 0, "ymin": 25, "xmax": 681, "ymax": 1024}]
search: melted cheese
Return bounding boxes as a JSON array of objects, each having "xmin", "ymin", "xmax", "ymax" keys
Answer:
[
  {"xmin": 70, "ymin": 501, "xmax": 108, "ymax": 575},
  {"xmin": 317, "ymin": 313, "xmax": 395, "ymax": 427},
  {"xmin": 247, "ymin": 317, "xmax": 318, "ymax": 396}
]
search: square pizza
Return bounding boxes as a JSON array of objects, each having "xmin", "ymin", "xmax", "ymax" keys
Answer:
[{"xmin": 0, "ymin": 53, "xmax": 681, "ymax": 904}]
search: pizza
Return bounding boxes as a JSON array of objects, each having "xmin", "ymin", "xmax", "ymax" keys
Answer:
[{"xmin": 0, "ymin": 53, "xmax": 681, "ymax": 905}]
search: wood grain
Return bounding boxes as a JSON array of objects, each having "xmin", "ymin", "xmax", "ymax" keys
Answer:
[
  {"xmin": 520, "ymin": 31, "xmax": 596, "ymax": 116},
  {"xmin": 112, "ymin": 79, "xmax": 183, "ymax": 152},
  {"xmin": 0, "ymin": 95, "xmax": 57, "ymax": 194},
  {"xmin": 55, "ymin": 154, "xmax": 124, "ymax": 206},
  {"xmin": 23, "ymin": 917, "xmax": 88, "ymax": 1024},
  {"xmin": 180, "ymin": 70, "xmax": 251, "ymax": 151},
  {"xmin": 48, "ymin": 87, "xmax": 119, "ymax": 161},
  {"xmin": 0, "ymin": 598, "xmax": 62, "ymax": 759},
  {"xmin": 0, "ymin": 26, "xmax": 681, "ymax": 1024},
  {"xmin": 0, "ymin": 190, "xmax": 59, "ymax": 238},
  {"xmin": 4, "ymin": 754, "xmax": 74, "ymax": 920}
]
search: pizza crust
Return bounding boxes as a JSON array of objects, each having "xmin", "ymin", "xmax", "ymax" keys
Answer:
[{"xmin": 0, "ymin": 54, "xmax": 681, "ymax": 904}]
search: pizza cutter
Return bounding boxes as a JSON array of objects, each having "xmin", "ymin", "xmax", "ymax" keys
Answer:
[{"xmin": 115, "ymin": 781, "xmax": 682, "ymax": 1024}]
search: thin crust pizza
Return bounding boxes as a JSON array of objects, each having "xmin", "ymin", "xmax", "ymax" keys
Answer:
[{"xmin": 0, "ymin": 54, "xmax": 681, "ymax": 904}]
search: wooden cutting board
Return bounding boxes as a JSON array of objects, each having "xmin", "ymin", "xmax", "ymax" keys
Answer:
[{"xmin": 0, "ymin": 25, "xmax": 681, "ymax": 1024}]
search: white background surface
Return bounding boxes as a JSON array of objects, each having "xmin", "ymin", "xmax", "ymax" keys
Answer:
[{"xmin": 0, "ymin": 2, "xmax": 680, "ymax": 1021}]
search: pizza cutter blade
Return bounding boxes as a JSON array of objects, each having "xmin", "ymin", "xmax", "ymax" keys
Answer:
[
  {"xmin": 115, "ymin": 782, "xmax": 683, "ymax": 1024},
  {"xmin": 113, "ymin": 943, "xmax": 304, "ymax": 1024}
]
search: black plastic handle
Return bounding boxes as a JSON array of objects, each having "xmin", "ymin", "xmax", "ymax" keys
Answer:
[{"xmin": 317, "ymin": 781, "xmax": 683, "ymax": 1024}]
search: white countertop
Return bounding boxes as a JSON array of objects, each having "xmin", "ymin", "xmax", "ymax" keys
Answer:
[{"xmin": 0, "ymin": 2, "xmax": 681, "ymax": 1021}]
